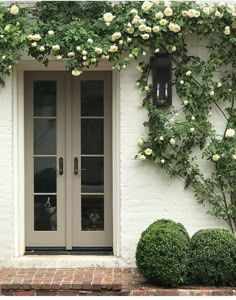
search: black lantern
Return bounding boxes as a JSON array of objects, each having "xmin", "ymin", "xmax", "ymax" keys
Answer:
[{"xmin": 151, "ymin": 54, "xmax": 172, "ymax": 107}]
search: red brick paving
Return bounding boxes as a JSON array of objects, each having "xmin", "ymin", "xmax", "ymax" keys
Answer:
[{"xmin": 0, "ymin": 268, "xmax": 235, "ymax": 296}]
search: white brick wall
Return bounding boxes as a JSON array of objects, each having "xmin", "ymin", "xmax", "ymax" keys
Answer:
[
  {"xmin": 0, "ymin": 75, "xmax": 14, "ymax": 260},
  {"xmin": 0, "ymin": 58, "xmax": 227, "ymax": 267},
  {"xmin": 119, "ymin": 59, "xmax": 226, "ymax": 266}
]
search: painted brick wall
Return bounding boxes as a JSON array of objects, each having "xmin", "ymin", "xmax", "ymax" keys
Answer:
[
  {"xmin": 0, "ymin": 75, "xmax": 14, "ymax": 260},
  {"xmin": 119, "ymin": 59, "xmax": 226, "ymax": 266}
]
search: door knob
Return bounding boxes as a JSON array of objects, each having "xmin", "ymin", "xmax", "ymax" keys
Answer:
[
  {"xmin": 59, "ymin": 157, "xmax": 63, "ymax": 175},
  {"xmin": 74, "ymin": 157, "xmax": 78, "ymax": 175}
]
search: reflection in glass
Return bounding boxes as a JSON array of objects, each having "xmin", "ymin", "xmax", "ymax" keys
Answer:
[
  {"xmin": 81, "ymin": 119, "xmax": 104, "ymax": 155},
  {"xmin": 81, "ymin": 157, "xmax": 104, "ymax": 193},
  {"xmin": 82, "ymin": 196, "xmax": 104, "ymax": 231},
  {"xmin": 34, "ymin": 195, "xmax": 57, "ymax": 231},
  {"xmin": 81, "ymin": 81, "xmax": 104, "ymax": 116},
  {"xmin": 34, "ymin": 157, "xmax": 56, "ymax": 193},
  {"xmin": 34, "ymin": 81, "xmax": 56, "ymax": 116},
  {"xmin": 34, "ymin": 119, "xmax": 56, "ymax": 155}
]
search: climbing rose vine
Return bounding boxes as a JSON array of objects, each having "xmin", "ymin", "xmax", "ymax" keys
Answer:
[{"xmin": 1, "ymin": 1, "xmax": 236, "ymax": 232}]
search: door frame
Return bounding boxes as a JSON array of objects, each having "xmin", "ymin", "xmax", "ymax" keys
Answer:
[{"xmin": 13, "ymin": 60, "xmax": 121, "ymax": 257}]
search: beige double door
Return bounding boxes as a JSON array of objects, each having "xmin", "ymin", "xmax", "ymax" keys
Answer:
[{"xmin": 25, "ymin": 71, "xmax": 112, "ymax": 250}]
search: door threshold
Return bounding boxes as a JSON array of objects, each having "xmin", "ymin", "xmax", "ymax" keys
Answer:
[{"xmin": 25, "ymin": 247, "xmax": 113, "ymax": 255}]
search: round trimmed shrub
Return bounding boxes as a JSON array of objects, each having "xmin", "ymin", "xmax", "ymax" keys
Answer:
[
  {"xmin": 188, "ymin": 229, "xmax": 236, "ymax": 286},
  {"xmin": 136, "ymin": 219, "xmax": 190, "ymax": 287}
]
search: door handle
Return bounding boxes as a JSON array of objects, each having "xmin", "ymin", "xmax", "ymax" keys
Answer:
[
  {"xmin": 59, "ymin": 157, "xmax": 63, "ymax": 175},
  {"xmin": 74, "ymin": 157, "xmax": 78, "ymax": 175}
]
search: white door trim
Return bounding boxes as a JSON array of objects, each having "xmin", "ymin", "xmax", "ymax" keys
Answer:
[{"xmin": 13, "ymin": 60, "xmax": 121, "ymax": 257}]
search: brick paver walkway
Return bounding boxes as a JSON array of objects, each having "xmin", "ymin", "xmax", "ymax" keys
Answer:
[{"xmin": 0, "ymin": 268, "xmax": 235, "ymax": 296}]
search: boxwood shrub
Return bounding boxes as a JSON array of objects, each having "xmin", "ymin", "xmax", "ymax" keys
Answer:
[
  {"xmin": 136, "ymin": 219, "xmax": 190, "ymax": 287},
  {"xmin": 188, "ymin": 229, "xmax": 236, "ymax": 286}
]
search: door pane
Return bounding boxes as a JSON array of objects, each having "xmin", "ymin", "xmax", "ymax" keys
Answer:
[
  {"xmin": 34, "ymin": 119, "xmax": 56, "ymax": 155},
  {"xmin": 81, "ymin": 81, "xmax": 104, "ymax": 116},
  {"xmin": 34, "ymin": 157, "xmax": 56, "ymax": 193},
  {"xmin": 81, "ymin": 157, "xmax": 104, "ymax": 193},
  {"xmin": 81, "ymin": 196, "xmax": 104, "ymax": 231},
  {"xmin": 34, "ymin": 81, "xmax": 56, "ymax": 117},
  {"xmin": 34, "ymin": 195, "xmax": 57, "ymax": 231},
  {"xmin": 81, "ymin": 119, "xmax": 104, "ymax": 155}
]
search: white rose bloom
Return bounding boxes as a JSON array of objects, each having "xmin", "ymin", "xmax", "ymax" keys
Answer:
[
  {"xmin": 155, "ymin": 12, "xmax": 164, "ymax": 19},
  {"xmin": 203, "ymin": 7, "xmax": 210, "ymax": 15},
  {"xmin": 112, "ymin": 32, "xmax": 122, "ymax": 41},
  {"xmin": 136, "ymin": 82, "xmax": 140, "ymax": 86},
  {"xmin": 217, "ymin": 82, "xmax": 222, "ymax": 87},
  {"xmin": 76, "ymin": 46, "xmax": 81, "ymax": 51},
  {"xmin": 141, "ymin": 1, "xmax": 153, "ymax": 11},
  {"xmin": 159, "ymin": 136, "xmax": 164, "ymax": 141},
  {"xmin": 183, "ymin": 100, "xmax": 189, "ymax": 105},
  {"xmin": 32, "ymin": 34, "xmax": 41, "ymax": 41},
  {"xmin": 159, "ymin": 19, "xmax": 168, "ymax": 26},
  {"xmin": 212, "ymin": 154, "xmax": 220, "ymax": 161},
  {"xmin": 130, "ymin": 8, "xmax": 138, "ymax": 15},
  {"xmin": 144, "ymin": 148, "xmax": 152, "ymax": 155},
  {"xmin": 173, "ymin": 24, "xmax": 181, "ymax": 33},
  {"xmin": 153, "ymin": 26, "xmax": 160, "ymax": 33},
  {"xmin": 52, "ymin": 45, "xmax": 60, "ymax": 51},
  {"xmin": 182, "ymin": 10, "xmax": 188, "ymax": 17},
  {"xmin": 95, "ymin": 47, "xmax": 103, "ymax": 54},
  {"xmin": 139, "ymin": 24, "xmax": 147, "ymax": 32},
  {"xmin": 87, "ymin": 38, "xmax": 93, "ymax": 44},
  {"xmin": 132, "ymin": 15, "xmax": 141, "ymax": 24},
  {"xmin": 215, "ymin": 10, "xmax": 223, "ymax": 17},
  {"xmin": 103, "ymin": 12, "xmax": 116, "ymax": 23},
  {"xmin": 136, "ymin": 66, "xmax": 143, "ymax": 73},
  {"xmin": 164, "ymin": 7, "xmax": 173, "ymax": 17},
  {"xmin": 127, "ymin": 27, "xmax": 134, "ymax": 34},
  {"xmin": 83, "ymin": 61, "xmax": 89, "ymax": 66},
  {"xmin": 186, "ymin": 70, "xmax": 192, "ymax": 76},
  {"xmin": 10, "ymin": 5, "xmax": 19, "ymax": 15},
  {"xmin": 68, "ymin": 52, "xmax": 75, "ymax": 57},
  {"xmin": 145, "ymin": 26, "xmax": 152, "ymax": 33},
  {"xmin": 2, "ymin": 55, "xmax": 6, "ymax": 60},
  {"xmin": 194, "ymin": 10, "xmax": 201, "ymax": 17},
  {"xmin": 143, "ymin": 51, "xmax": 146, "ymax": 56},
  {"xmin": 141, "ymin": 34, "xmax": 150, "ymax": 40},
  {"xmin": 191, "ymin": 116, "xmax": 195, "ymax": 121},
  {"xmin": 155, "ymin": 48, "xmax": 160, "ymax": 53},
  {"xmin": 91, "ymin": 58, "xmax": 97, "ymax": 63},
  {"xmin": 5, "ymin": 25, "xmax": 11, "ymax": 32},
  {"xmin": 227, "ymin": 5, "xmax": 235, "ymax": 14},
  {"xmin": 39, "ymin": 46, "xmax": 45, "ymax": 52},
  {"xmin": 31, "ymin": 42, "xmax": 37, "ymax": 47},
  {"xmin": 209, "ymin": 90, "xmax": 214, "ymax": 96},
  {"xmin": 165, "ymin": 1, "xmax": 171, "ymax": 7},
  {"xmin": 48, "ymin": 30, "xmax": 54, "ymax": 35},
  {"xmin": 139, "ymin": 154, "xmax": 146, "ymax": 161},
  {"xmin": 218, "ymin": 2, "xmax": 225, "ymax": 8},
  {"xmin": 187, "ymin": 9, "xmax": 197, "ymax": 18},
  {"xmin": 108, "ymin": 45, "xmax": 118, "ymax": 52},
  {"xmin": 82, "ymin": 50, "xmax": 87, "ymax": 55},
  {"xmin": 144, "ymin": 86, "xmax": 149, "ymax": 91},
  {"xmin": 232, "ymin": 154, "xmax": 236, "ymax": 160},
  {"xmin": 137, "ymin": 138, "xmax": 144, "ymax": 146},
  {"xmin": 56, "ymin": 55, "xmax": 62, "ymax": 60},
  {"xmin": 119, "ymin": 40, "xmax": 124, "ymax": 45},
  {"xmin": 225, "ymin": 128, "xmax": 235, "ymax": 137},
  {"xmin": 190, "ymin": 127, "xmax": 195, "ymax": 132},
  {"xmin": 72, "ymin": 70, "xmax": 82, "ymax": 77},
  {"xmin": 161, "ymin": 159, "xmax": 165, "ymax": 164},
  {"xmin": 82, "ymin": 56, "xmax": 87, "ymax": 61},
  {"xmin": 127, "ymin": 37, "xmax": 132, "ymax": 43},
  {"xmin": 170, "ymin": 138, "xmax": 175, "ymax": 145},
  {"xmin": 224, "ymin": 26, "xmax": 230, "ymax": 35},
  {"xmin": 172, "ymin": 46, "xmax": 176, "ymax": 52}
]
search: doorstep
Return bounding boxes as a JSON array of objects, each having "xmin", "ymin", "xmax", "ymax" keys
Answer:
[{"xmin": 0, "ymin": 268, "xmax": 235, "ymax": 296}]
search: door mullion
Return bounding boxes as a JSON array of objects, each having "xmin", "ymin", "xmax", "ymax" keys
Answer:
[{"xmin": 65, "ymin": 72, "xmax": 73, "ymax": 250}]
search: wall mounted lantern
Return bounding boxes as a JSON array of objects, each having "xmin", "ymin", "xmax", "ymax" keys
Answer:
[{"xmin": 151, "ymin": 54, "xmax": 172, "ymax": 107}]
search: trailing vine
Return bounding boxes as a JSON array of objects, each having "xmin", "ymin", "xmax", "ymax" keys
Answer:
[{"xmin": 1, "ymin": 1, "xmax": 236, "ymax": 232}]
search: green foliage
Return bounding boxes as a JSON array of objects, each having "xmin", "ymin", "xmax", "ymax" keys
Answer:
[
  {"xmin": 136, "ymin": 219, "xmax": 190, "ymax": 287},
  {"xmin": 188, "ymin": 229, "xmax": 236, "ymax": 286},
  {"xmin": 1, "ymin": 1, "xmax": 236, "ymax": 231}
]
